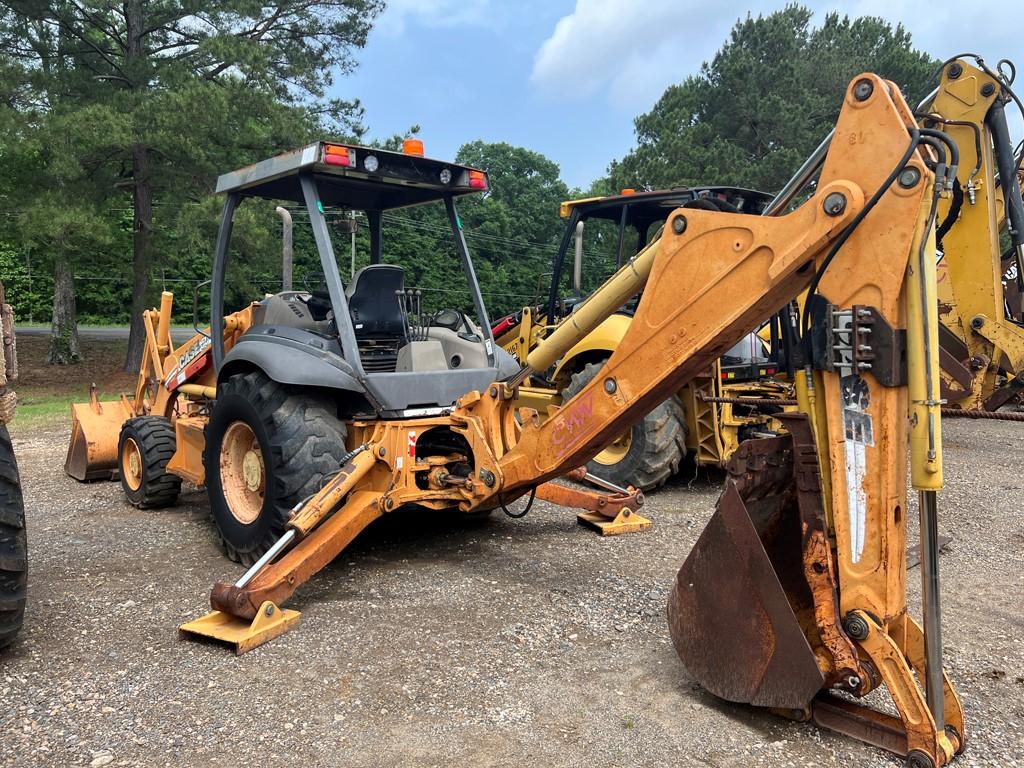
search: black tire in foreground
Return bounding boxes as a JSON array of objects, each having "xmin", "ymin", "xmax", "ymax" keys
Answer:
[
  {"xmin": 118, "ymin": 416, "xmax": 182, "ymax": 509},
  {"xmin": 563, "ymin": 361, "xmax": 688, "ymax": 491},
  {"xmin": 0, "ymin": 424, "xmax": 26, "ymax": 649},
  {"xmin": 204, "ymin": 371, "xmax": 348, "ymax": 566}
]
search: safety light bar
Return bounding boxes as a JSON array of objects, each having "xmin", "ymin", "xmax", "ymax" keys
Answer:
[{"xmin": 323, "ymin": 144, "xmax": 356, "ymax": 167}]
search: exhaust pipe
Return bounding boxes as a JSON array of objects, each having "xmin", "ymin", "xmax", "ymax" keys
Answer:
[{"xmin": 275, "ymin": 206, "xmax": 293, "ymax": 292}]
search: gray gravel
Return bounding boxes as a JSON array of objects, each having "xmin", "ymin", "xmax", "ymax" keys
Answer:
[{"xmin": 1, "ymin": 419, "xmax": 1022, "ymax": 767}]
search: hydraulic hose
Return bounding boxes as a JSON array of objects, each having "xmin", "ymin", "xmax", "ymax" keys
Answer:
[{"xmin": 800, "ymin": 130, "xmax": 923, "ymax": 348}]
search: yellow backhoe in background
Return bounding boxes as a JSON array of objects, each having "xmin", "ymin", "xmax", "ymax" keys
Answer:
[
  {"xmin": 491, "ymin": 187, "xmax": 795, "ymax": 490},
  {"xmin": 924, "ymin": 56, "xmax": 1024, "ymax": 412}
]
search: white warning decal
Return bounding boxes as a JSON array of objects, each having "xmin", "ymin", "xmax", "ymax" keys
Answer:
[{"xmin": 841, "ymin": 374, "xmax": 873, "ymax": 563}]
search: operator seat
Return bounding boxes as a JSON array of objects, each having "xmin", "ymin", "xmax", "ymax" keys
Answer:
[{"xmin": 346, "ymin": 264, "xmax": 407, "ymax": 338}]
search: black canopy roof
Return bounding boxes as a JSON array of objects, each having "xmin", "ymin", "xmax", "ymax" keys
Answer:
[{"xmin": 215, "ymin": 142, "xmax": 489, "ymax": 211}]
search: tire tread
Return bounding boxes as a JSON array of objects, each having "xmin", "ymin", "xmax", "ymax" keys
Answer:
[
  {"xmin": 0, "ymin": 424, "xmax": 26, "ymax": 649},
  {"xmin": 208, "ymin": 372, "xmax": 348, "ymax": 565},
  {"xmin": 564, "ymin": 362, "xmax": 688, "ymax": 491},
  {"xmin": 119, "ymin": 416, "xmax": 181, "ymax": 509}
]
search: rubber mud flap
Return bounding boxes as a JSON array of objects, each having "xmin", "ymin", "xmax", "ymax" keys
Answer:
[{"xmin": 667, "ymin": 481, "xmax": 824, "ymax": 709}]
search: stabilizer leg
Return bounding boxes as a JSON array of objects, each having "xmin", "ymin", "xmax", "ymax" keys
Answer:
[
  {"xmin": 534, "ymin": 468, "xmax": 650, "ymax": 535},
  {"xmin": 179, "ymin": 490, "xmax": 382, "ymax": 654},
  {"xmin": 179, "ymin": 601, "xmax": 300, "ymax": 655}
]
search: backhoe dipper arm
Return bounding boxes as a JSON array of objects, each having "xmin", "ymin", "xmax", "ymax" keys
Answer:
[{"xmin": 490, "ymin": 74, "xmax": 963, "ymax": 765}]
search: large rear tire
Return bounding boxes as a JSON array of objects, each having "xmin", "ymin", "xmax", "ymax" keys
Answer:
[
  {"xmin": 204, "ymin": 371, "xmax": 348, "ymax": 565},
  {"xmin": 563, "ymin": 361, "xmax": 687, "ymax": 491},
  {"xmin": 118, "ymin": 416, "xmax": 181, "ymax": 509},
  {"xmin": 0, "ymin": 425, "xmax": 26, "ymax": 649}
]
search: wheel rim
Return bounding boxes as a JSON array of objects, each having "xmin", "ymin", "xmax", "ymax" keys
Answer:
[
  {"xmin": 121, "ymin": 437, "xmax": 143, "ymax": 491},
  {"xmin": 594, "ymin": 429, "xmax": 631, "ymax": 466},
  {"xmin": 220, "ymin": 421, "xmax": 265, "ymax": 525}
]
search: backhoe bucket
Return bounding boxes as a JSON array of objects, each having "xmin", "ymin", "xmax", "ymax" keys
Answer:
[
  {"xmin": 667, "ymin": 433, "xmax": 826, "ymax": 710},
  {"xmin": 64, "ymin": 391, "xmax": 133, "ymax": 481}
]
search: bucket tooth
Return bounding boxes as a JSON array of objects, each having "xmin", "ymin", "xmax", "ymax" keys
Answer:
[
  {"xmin": 179, "ymin": 601, "xmax": 300, "ymax": 655},
  {"xmin": 668, "ymin": 479, "xmax": 824, "ymax": 709}
]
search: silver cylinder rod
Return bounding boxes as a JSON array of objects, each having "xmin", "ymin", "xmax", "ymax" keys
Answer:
[
  {"xmin": 918, "ymin": 489, "xmax": 946, "ymax": 729},
  {"xmin": 234, "ymin": 529, "xmax": 296, "ymax": 589},
  {"xmin": 275, "ymin": 206, "xmax": 293, "ymax": 292},
  {"xmin": 765, "ymin": 132, "xmax": 833, "ymax": 216},
  {"xmin": 583, "ymin": 471, "xmax": 630, "ymax": 496},
  {"xmin": 573, "ymin": 220, "xmax": 584, "ymax": 294}
]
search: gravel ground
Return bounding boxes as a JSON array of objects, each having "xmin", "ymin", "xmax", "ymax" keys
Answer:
[{"xmin": 1, "ymin": 419, "xmax": 1022, "ymax": 767}]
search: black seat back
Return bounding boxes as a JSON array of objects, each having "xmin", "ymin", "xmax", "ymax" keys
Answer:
[{"xmin": 346, "ymin": 265, "xmax": 406, "ymax": 338}]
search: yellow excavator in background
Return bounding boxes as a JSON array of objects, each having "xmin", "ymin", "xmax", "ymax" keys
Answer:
[
  {"xmin": 922, "ymin": 56, "xmax": 1024, "ymax": 411},
  {"xmin": 491, "ymin": 187, "xmax": 795, "ymax": 490},
  {"xmin": 66, "ymin": 72, "xmax": 966, "ymax": 765}
]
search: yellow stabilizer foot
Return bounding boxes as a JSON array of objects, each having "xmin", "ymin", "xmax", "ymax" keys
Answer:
[
  {"xmin": 179, "ymin": 601, "xmax": 300, "ymax": 655},
  {"xmin": 577, "ymin": 508, "xmax": 652, "ymax": 536}
]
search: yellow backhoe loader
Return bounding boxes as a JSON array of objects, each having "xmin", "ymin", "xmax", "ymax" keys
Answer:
[
  {"xmin": 490, "ymin": 187, "xmax": 795, "ymax": 490},
  {"xmin": 65, "ymin": 142, "xmax": 645, "ymax": 551},
  {"xmin": 67, "ymin": 74, "xmax": 965, "ymax": 765}
]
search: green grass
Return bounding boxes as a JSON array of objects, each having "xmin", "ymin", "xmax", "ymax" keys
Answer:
[
  {"xmin": 10, "ymin": 389, "xmax": 133, "ymax": 434},
  {"xmin": 11, "ymin": 396, "xmax": 70, "ymax": 431},
  {"xmin": 8, "ymin": 335, "xmax": 137, "ymax": 435},
  {"xmin": 12, "ymin": 393, "xmax": 76, "ymax": 432}
]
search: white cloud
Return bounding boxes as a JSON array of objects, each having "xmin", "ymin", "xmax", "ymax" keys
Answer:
[
  {"xmin": 531, "ymin": 0, "xmax": 1022, "ymax": 112},
  {"xmin": 842, "ymin": 0, "xmax": 1017, "ymax": 61},
  {"xmin": 531, "ymin": 0, "xmax": 742, "ymax": 109},
  {"xmin": 377, "ymin": 0, "xmax": 493, "ymax": 36}
]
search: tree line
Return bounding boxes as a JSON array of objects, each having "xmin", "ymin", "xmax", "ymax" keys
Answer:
[{"xmin": 0, "ymin": 3, "xmax": 937, "ymax": 369}]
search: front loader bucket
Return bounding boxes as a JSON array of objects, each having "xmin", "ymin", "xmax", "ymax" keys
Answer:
[
  {"xmin": 667, "ymin": 432, "xmax": 826, "ymax": 710},
  {"xmin": 64, "ymin": 394, "xmax": 133, "ymax": 481}
]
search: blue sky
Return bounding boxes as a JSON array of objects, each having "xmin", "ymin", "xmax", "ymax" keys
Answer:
[{"xmin": 336, "ymin": 0, "xmax": 1020, "ymax": 190}]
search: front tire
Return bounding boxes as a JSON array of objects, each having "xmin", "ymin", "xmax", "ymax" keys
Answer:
[
  {"xmin": 563, "ymin": 361, "xmax": 687, "ymax": 491},
  {"xmin": 118, "ymin": 416, "xmax": 181, "ymax": 509},
  {"xmin": 0, "ymin": 425, "xmax": 26, "ymax": 649},
  {"xmin": 204, "ymin": 371, "xmax": 348, "ymax": 565}
]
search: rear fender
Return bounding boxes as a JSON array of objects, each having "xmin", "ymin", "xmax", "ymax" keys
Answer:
[{"xmin": 217, "ymin": 328, "xmax": 363, "ymax": 395}]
